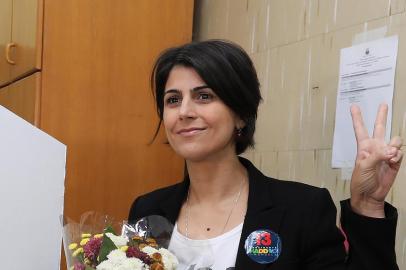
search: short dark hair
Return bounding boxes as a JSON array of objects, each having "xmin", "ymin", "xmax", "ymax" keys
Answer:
[{"xmin": 151, "ymin": 40, "xmax": 262, "ymax": 155}]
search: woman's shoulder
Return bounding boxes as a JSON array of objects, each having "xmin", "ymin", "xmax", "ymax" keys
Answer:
[
  {"xmin": 128, "ymin": 181, "xmax": 186, "ymax": 222},
  {"xmin": 270, "ymin": 177, "xmax": 324, "ymax": 194},
  {"xmin": 263, "ymin": 176, "xmax": 334, "ymax": 208},
  {"xmin": 136, "ymin": 182, "xmax": 185, "ymax": 204},
  {"xmin": 241, "ymin": 157, "xmax": 332, "ymax": 207}
]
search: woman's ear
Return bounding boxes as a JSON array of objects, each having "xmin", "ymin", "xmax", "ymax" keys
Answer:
[{"xmin": 236, "ymin": 118, "xmax": 245, "ymax": 130}]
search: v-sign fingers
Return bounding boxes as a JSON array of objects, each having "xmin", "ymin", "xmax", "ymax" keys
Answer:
[
  {"xmin": 350, "ymin": 104, "xmax": 369, "ymax": 144},
  {"xmin": 372, "ymin": 103, "xmax": 388, "ymax": 140}
]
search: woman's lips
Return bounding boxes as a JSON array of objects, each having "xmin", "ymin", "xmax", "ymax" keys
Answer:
[{"xmin": 177, "ymin": 127, "xmax": 206, "ymax": 137}]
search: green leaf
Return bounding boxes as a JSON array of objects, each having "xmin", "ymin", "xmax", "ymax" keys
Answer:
[
  {"xmin": 104, "ymin": 225, "xmax": 116, "ymax": 235},
  {"xmin": 85, "ymin": 266, "xmax": 95, "ymax": 270},
  {"xmin": 76, "ymin": 253, "xmax": 85, "ymax": 263},
  {"xmin": 98, "ymin": 233, "xmax": 117, "ymax": 263}
]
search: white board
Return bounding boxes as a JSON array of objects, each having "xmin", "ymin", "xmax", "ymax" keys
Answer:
[{"xmin": 0, "ymin": 105, "xmax": 66, "ymax": 269}]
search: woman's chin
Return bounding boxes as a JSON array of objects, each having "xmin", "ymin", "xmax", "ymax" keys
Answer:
[
  {"xmin": 174, "ymin": 145, "xmax": 235, "ymax": 163},
  {"xmin": 177, "ymin": 151, "xmax": 210, "ymax": 162},
  {"xmin": 172, "ymin": 145, "xmax": 212, "ymax": 162}
]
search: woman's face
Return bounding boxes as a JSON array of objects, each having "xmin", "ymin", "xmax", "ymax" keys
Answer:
[{"xmin": 163, "ymin": 66, "xmax": 243, "ymax": 162}]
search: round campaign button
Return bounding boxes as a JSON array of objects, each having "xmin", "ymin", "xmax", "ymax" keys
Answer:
[{"xmin": 244, "ymin": 229, "xmax": 282, "ymax": 264}]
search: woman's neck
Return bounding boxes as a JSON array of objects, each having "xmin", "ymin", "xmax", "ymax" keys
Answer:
[{"xmin": 186, "ymin": 154, "xmax": 248, "ymax": 204}]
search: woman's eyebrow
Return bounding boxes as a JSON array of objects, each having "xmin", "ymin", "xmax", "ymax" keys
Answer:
[
  {"xmin": 191, "ymin": 85, "xmax": 210, "ymax": 92},
  {"xmin": 164, "ymin": 85, "xmax": 209, "ymax": 95},
  {"xmin": 164, "ymin": 89, "xmax": 180, "ymax": 95}
]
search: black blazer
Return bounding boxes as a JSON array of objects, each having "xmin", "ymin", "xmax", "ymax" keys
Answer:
[{"xmin": 129, "ymin": 158, "xmax": 398, "ymax": 270}]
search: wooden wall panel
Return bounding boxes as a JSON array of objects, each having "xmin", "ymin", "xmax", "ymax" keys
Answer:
[
  {"xmin": 41, "ymin": 0, "xmax": 194, "ymax": 222},
  {"xmin": 0, "ymin": 0, "xmax": 12, "ymax": 86},
  {"xmin": 0, "ymin": 72, "xmax": 40, "ymax": 125},
  {"xmin": 10, "ymin": 0, "xmax": 43, "ymax": 81}
]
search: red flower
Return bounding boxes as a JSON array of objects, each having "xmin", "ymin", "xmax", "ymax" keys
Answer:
[
  {"xmin": 83, "ymin": 237, "xmax": 103, "ymax": 261},
  {"xmin": 126, "ymin": 246, "xmax": 153, "ymax": 265},
  {"xmin": 73, "ymin": 262, "xmax": 85, "ymax": 270}
]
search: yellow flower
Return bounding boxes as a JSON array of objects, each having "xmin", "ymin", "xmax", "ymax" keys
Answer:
[
  {"xmin": 94, "ymin": 233, "xmax": 104, "ymax": 238},
  {"xmin": 68, "ymin": 243, "xmax": 78, "ymax": 250},
  {"xmin": 69, "ymin": 267, "xmax": 74, "ymax": 270},
  {"xmin": 72, "ymin": 247, "xmax": 84, "ymax": 257},
  {"xmin": 84, "ymin": 258, "xmax": 91, "ymax": 265},
  {"xmin": 81, "ymin": 233, "xmax": 92, "ymax": 238},
  {"xmin": 120, "ymin": 246, "xmax": 129, "ymax": 252},
  {"xmin": 80, "ymin": 238, "xmax": 90, "ymax": 246}
]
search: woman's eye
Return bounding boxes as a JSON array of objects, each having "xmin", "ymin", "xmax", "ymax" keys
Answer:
[
  {"xmin": 165, "ymin": 96, "xmax": 180, "ymax": 105},
  {"xmin": 197, "ymin": 93, "xmax": 213, "ymax": 101}
]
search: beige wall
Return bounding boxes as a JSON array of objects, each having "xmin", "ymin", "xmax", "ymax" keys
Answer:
[{"xmin": 194, "ymin": 0, "xmax": 406, "ymax": 267}]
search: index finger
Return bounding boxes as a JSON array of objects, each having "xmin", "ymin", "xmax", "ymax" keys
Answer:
[
  {"xmin": 350, "ymin": 104, "xmax": 369, "ymax": 143},
  {"xmin": 372, "ymin": 103, "xmax": 388, "ymax": 140}
]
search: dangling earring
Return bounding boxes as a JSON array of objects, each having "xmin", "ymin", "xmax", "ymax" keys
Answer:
[{"xmin": 236, "ymin": 128, "xmax": 242, "ymax": 137}]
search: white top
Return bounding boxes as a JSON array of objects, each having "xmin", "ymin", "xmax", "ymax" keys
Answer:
[{"xmin": 168, "ymin": 223, "xmax": 243, "ymax": 270}]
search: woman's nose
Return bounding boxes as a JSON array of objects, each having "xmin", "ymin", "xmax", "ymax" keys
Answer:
[{"xmin": 178, "ymin": 98, "xmax": 196, "ymax": 119}]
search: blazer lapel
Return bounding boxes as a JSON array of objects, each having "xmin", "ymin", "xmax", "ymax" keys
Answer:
[{"xmin": 235, "ymin": 158, "xmax": 286, "ymax": 270}]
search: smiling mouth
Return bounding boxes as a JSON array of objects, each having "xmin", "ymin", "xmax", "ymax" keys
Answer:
[{"xmin": 177, "ymin": 128, "xmax": 207, "ymax": 136}]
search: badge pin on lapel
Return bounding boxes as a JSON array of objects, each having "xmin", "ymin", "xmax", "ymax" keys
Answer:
[{"xmin": 244, "ymin": 229, "xmax": 282, "ymax": 264}]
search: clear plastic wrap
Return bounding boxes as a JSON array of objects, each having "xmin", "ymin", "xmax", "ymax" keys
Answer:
[{"xmin": 62, "ymin": 212, "xmax": 178, "ymax": 270}]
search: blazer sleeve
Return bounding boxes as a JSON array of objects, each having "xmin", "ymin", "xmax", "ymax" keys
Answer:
[
  {"xmin": 302, "ymin": 188, "xmax": 347, "ymax": 270},
  {"xmin": 340, "ymin": 199, "xmax": 398, "ymax": 270}
]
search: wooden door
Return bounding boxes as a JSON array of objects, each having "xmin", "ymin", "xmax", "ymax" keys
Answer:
[
  {"xmin": 9, "ymin": 0, "xmax": 42, "ymax": 82},
  {"xmin": 0, "ymin": 72, "xmax": 40, "ymax": 125},
  {"xmin": 0, "ymin": 0, "xmax": 12, "ymax": 86},
  {"xmin": 41, "ymin": 0, "xmax": 194, "ymax": 223}
]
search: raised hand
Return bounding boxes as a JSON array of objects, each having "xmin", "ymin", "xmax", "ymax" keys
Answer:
[{"xmin": 350, "ymin": 103, "xmax": 403, "ymax": 218}]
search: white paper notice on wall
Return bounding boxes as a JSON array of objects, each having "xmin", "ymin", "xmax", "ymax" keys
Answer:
[
  {"xmin": 332, "ymin": 35, "xmax": 398, "ymax": 169},
  {"xmin": 0, "ymin": 105, "xmax": 66, "ymax": 269}
]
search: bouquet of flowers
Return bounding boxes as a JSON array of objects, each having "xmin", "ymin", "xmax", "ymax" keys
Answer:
[{"xmin": 62, "ymin": 213, "xmax": 178, "ymax": 270}]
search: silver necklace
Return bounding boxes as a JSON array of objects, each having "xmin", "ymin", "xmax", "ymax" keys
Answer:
[{"xmin": 184, "ymin": 178, "xmax": 245, "ymax": 238}]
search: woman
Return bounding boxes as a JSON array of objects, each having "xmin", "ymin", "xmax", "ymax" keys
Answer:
[{"xmin": 129, "ymin": 40, "xmax": 402, "ymax": 270}]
